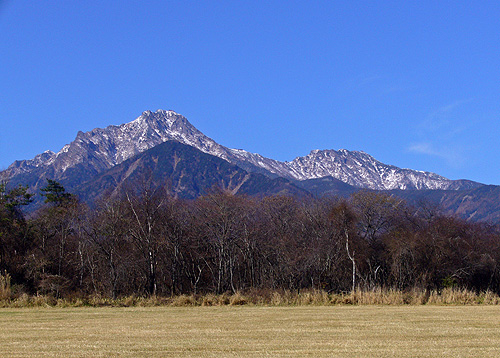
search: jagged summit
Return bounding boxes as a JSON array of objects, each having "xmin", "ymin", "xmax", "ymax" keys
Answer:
[
  {"xmin": 2, "ymin": 110, "xmax": 210, "ymax": 180},
  {"xmin": 284, "ymin": 149, "xmax": 450, "ymax": 189},
  {"xmin": 1, "ymin": 109, "xmax": 482, "ymax": 192}
]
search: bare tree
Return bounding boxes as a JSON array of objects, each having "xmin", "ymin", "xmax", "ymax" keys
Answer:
[
  {"xmin": 350, "ymin": 191, "xmax": 404, "ymax": 289},
  {"xmin": 330, "ymin": 201, "xmax": 358, "ymax": 292},
  {"xmin": 196, "ymin": 189, "xmax": 251, "ymax": 293},
  {"xmin": 125, "ymin": 181, "xmax": 167, "ymax": 296},
  {"xmin": 80, "ymin": 198, "xmax": 130, "ymax": 298}
]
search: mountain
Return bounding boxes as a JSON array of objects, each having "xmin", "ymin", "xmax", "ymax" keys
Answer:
[
  {"xmin": 1, "ymin": 110, "xmax": 228, "ymax": 189},
  {"xmin": 281, "ymin": 149, "xmax": 481, "ymax": 190},
  {"xmin": 74, "ymin": 141, "xmax": 310, "ymax": 202},
  {"xmin": 5, "ymin": 108, "xmax": 500, "ymax": 222},
  {"xmin": 1, "ymin": 109, "xmax": 481, "ymax": 194},
  {"xmin": 384, "ymin": 185, "xmax": 500, "ymax": 223},
  {"xmin": 295, "ymin": 176, "xmax": 359, "ymax": 197}
]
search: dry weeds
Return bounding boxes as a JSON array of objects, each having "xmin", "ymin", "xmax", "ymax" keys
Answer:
[{"xmin": 2, "ymin": 287, "xmax": 500, "ymax": 308}]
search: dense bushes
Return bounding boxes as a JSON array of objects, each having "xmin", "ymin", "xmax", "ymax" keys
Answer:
[{"xmin": 2, "ymin": 182, "xmax": 500, "ymax": 300}]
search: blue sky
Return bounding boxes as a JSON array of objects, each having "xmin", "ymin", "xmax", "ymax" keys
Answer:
[{"xmin": 1, "ymin": 1, "xmax": 500, "ymax": 184}]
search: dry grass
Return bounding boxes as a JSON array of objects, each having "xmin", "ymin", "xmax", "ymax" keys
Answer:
[
  {"xmin": 1, "ymin": 305, "xmax": 500, "ymax": 357},
  {"xmin": 2, "ymin": 288, "xmax": 500, "ymax": 307},
  {"xmin": 0, "ymin": 272, "xmax": 12, "ymax": 300}
]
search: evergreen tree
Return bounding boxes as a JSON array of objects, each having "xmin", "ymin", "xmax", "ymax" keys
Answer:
[
  {"xmin": 0, "ymin": 182, "xmax": 33, "ymax": 282},
  {"xmin": 0, "ymin": 182, "xmax": 33, "ymax": 218},
  {"xmin": 40, "ymin": 179, "xmax": 73, "ymax": 206}
]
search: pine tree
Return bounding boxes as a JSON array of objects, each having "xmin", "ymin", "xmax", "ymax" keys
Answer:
[{"xmin": 40, "ymin": 179, "xmax": 73, "ymax": 206}]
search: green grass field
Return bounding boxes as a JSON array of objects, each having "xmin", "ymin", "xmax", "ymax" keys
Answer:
[{"xmin": 1, "ymin": 306, "xmax": 499, "ymax": 357}]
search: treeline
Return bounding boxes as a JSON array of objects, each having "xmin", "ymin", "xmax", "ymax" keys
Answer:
[{"xmin": 2, "ymin": 179, "xmax": 500, "ymax": 300}]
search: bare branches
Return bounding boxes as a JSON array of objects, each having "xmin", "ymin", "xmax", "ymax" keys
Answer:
[{"xmin": 4, "ymin": 183, "xmax": 500, "ymax": 299}]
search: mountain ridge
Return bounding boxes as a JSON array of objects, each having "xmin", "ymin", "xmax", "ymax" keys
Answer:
[
  {"xmin": 74, "ymin": 140, "xmax": 310, "ymax": 202},
  {"xmin": 1, "ymin": 109, "xmax": 481, "ymax": 193}
]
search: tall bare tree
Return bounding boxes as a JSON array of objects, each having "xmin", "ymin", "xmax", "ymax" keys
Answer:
[{"xmin": 125, "ymin": 181, "xmax": 167, "ymax": 296}]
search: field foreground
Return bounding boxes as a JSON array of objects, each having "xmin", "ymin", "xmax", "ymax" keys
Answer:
[{"xmin": 1, "ymin": 306, "xmax": 499, "ymax": 357}]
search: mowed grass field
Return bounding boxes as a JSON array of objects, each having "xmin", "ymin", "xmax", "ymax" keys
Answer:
[{"xmin": 1, "ymin": 306, "xmax": 499, "ymax": 357}]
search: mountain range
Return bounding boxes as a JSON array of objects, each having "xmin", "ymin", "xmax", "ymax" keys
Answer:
[{"xmin": 2, "ymin": 109, "xmax": 500, "ymax": 222}]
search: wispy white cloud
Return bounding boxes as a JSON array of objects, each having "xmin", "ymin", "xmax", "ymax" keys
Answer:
[
  {"xmin": 409, "ymin": 99, "xmax": 476, "ymax": 169},
  {"xmin": 428, "ymin": 98, "xmax": 474, "ymax": 119},
  {"xmin": 347, "ymin": 74, "xmax": 382, "ymax": 89},
  {"xmin": 384, "ymin": 84, "xmax": 410, "ymax": 94},
  {"xmin": 418, "ymin": 98, "xmax": 474, "ymax": 135},
  {"xmin": 408, "ymin": 142, "xmax": 466, "ymax": 169},
  {"xmin": 347, "ymin": 74, "xmax": 410, "ymax": 95},
  {"xmin": 408, "ymin": 142, "xmax": 438, "ymax": 156}
]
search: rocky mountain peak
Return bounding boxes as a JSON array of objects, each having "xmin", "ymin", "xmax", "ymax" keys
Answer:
[{"xmin": 0, "ymin": 110, "xmax": 230, "ymax": 187}]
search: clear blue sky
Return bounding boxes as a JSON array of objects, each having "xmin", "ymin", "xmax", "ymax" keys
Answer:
[{"xmin": 2, "ymin": 1, "xmax": 500, "ymax": 184}]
